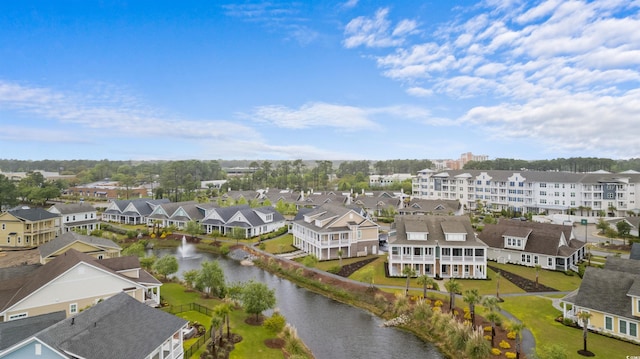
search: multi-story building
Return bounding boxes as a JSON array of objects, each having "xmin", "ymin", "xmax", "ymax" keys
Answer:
[
  {"xmin": 290, "ymin": 204, "xmax": 379, "ymax": 260},
  {"xmin": 0, "ymin": 207, "xmax": 59, "ymax": 247},
  {"xmin": 412, "ymin": 169, "xmax": 640, "ymax": 216},
  {"xmin": 387, "ymin": 215, "xmax": 488, "ymax": 279},
  {"xmin": 369, "ymin": 173, "xmax": 413, "ymax": 187},
  {"xmin": 47, "ymin": 203, "xmax": 100, "ymax": 234}
]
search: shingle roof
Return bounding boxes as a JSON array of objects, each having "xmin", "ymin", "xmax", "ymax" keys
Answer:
[
  {"xmin": 38, "ymin": 232, "xmax": 120, "ymax": 259},
  {"xmin": 8, "ymin": 207, "xmax": 59, "ymax": 222},
  {"xmin": 0, "ymin": 310, "xmax": 66, "ymax": 350},
  {"xmin": 390, "ymin": 215, "xmax": 486, "ymax": 247},
  {"xmin": 571, "ymin": 266, "xmax": 637, "ymax": 319},
  {"xmin": 478, "ymin": 220, "xmax": 583, "ymax": 257},
  {"xmin": 47, "ymin": 203, "xmax": 96, "ymax": 215},
  {"xmin": 35, "ymin": 292, "xmax": 187, "ymax": 359}
]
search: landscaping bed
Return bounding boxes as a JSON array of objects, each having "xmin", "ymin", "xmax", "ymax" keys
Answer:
[
  {"xmin": 335, "ymin": 257, "xmax": 379, "ymax": 277},
  {"xmin": 489, "ymin": 265, "xmax": 557, "ymax": 293}
]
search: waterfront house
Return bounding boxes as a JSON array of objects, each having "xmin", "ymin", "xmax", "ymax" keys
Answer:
[
  {"xmin": 201, "ymin": 205, "xmax": 286, "ymax": 238},
  {"xmin": 102, "ymin": 198, "xmax": 170, "ymax": 225},
  {"xmin": 387, "ymin": 215, "xmax": 488, "ymax": 279}
]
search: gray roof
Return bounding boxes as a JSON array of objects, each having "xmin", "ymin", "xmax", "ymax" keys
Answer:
[
  {"xmin": 630, "ymin": 243, "xmax": 640, "ymax": 261},
  {"xmin": 293, "ymin": 203, "xmax": 376, "ymax": 233},
  {"xmin": 38, "ymin": 232, "xmax": 121, "ymax": 259},
  {"xmin": 0, "ymin": 311, "xmax": 66, "ymax": 350},
  {"xmin": 35, "ymin": 292, "xmax": 187, "ymax": 359},
  {"xmin": 570, "ymin": 266, "xmax": 637, "ymax": 320},
  {"xmin": 109, "ymin": 199, "xmax": 170, "ymax": 216},
  {"xmin": 48, "ymin": 203, "xmax": 96, "ymax": 215},
  {"xmin": 7, "ymin": 207, "xmax": 59, "ymax": 221},
  {"xmin": 424, "ymin": 169, "xmax": 640, "ymax": 184},
  {"xmin": 478, "ymin": 220, "xmax": 584, "ymax": 257},
  {"xmin": 400, "ymin": 199, "xmax": 461, "ymax": 215},
  {"xmin": 390, "ymin": 215, "xmax": 486, "ymax": 247},
  {"xmin": 604, "ymin": 256, "xmax": 640, "ymax": 275}
]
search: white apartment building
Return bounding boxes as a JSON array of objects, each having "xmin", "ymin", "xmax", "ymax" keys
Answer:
[
  {"xmin": 369, "ymin": 173, "xmax": 413, "ymax": 187},
  {"xmin": 412, "ymin": 169, "xmax": 640, "ymax": 216}
]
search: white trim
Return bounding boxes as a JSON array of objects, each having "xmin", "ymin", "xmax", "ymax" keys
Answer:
[{"xmin": 8, "ymin": 312, "xmax": 28, "ymax": 320}]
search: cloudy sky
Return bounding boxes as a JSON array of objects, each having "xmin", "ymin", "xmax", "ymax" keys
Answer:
[{"xmin": 0, "ymin": 0, "xmax": 638, "ymax": 161}]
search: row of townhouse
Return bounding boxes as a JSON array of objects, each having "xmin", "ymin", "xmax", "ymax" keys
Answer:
[
  {"xmin": 0, "ymin": 203, "xmax": 101, "ymax": 248},
  {"xmin": 103, "ymin": 199, "xmax": 286, "ymax": 238},
  {"xmin": 412, "ymin": 169, "xmax": 640, "ymax": 216}
]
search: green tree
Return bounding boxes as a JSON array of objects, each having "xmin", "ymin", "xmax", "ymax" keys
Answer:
[
  {"xmin": 417, "ymin": 274, "xmax": 436, "ymax": 299},
  {"xmin": 507, "ymin": 321, "xmax": 526, "ymax": 359},
  {"xmin": 462, "ymin": 289, "xmax": 481, "ymax": 326},
  {"xmin": 139, "ymin": 255, "xmax": 156, "ymax": 271},
  {"xmin": 122, "ymin": 242, "xmax": 146, "ymax": 257},
  {"xmin": 482, "ymin": 296, "xmax": 501, "ymax": 346},
  {"xmin": 444, "ymin": 278, "xmax": 462, "ymax": 313},
  {"xmin": 153, "ymin": 254, "xmax": 179, "ymax": 280},
  {"xmin": 596, "ymin": 217, "xmax": 609, "ymax": 234},
  {"xmin": 185, "ymin": 220, "xmax": 202, "ymax": 240},
  {"xmin": 210, "ymin": 314, "xmax": 223, "ymax": 355},
  {"xmin": 0, "ymin": 174, "xmax": 18, "ymax": 210},
  {"xmin": 402, "ymin": 266, "xmax": 416, "ymax": 297},
  {"xmin": 616, "ymin": 220, "xmax": 632, "ymax": 244},
  {"xmin": 337, "ymin": 249, "xmax": 343, "ymax": 267},
  {"xmin": 183, "ymin": 269, "xmax": 199, "ymax": 290},
  {"xmin": 214, "ymin": 302, "xmax": 233, "ymax": 339},
  {"xmin": 577, "ymin": 311, "xmax": 593, "ymax": 355},
  {"xmin": 242, "ymin": 280, "xmax": 276, "ymax": 322},
  {"xmin": 263, "ymin": 310, "xmax": 286, "ymax": 336},
  {"xmin": 302, "ymin": 254, "xmax": 318, "ymax": 268},
  {"xmin": 196, "ymin": 260, "xmax": 226, "ymax": 298}
]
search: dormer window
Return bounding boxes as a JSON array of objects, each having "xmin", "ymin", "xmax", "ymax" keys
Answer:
[{"xmin": 407, "ymin": 232, "xmax": 427, "ymax": 240}]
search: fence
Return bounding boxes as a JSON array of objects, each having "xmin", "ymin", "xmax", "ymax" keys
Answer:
[{"xmin": 162, "ymin": 303, "xmax": 214, "ymax": 358}]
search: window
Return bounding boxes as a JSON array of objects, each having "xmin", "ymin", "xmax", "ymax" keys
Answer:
[
  {"xmin": 85, "ymin": 214, "xmax": 88, "ymax": 219},
  {"xmin": 540, "ymin": 183, "xmax": 547, "ymax": 188},
  {"xmin": 72, "ymin": 215, "xmax": 76, "ymax": 220},
  {"xmin": 621, "ymin": 319, "xmax": 628, "ymax": 334},
  {"xmin": 35, "ymin": 343, "xmax": 42, "ymax": 355},
  {"xmin": 8, "ymin": 312, "xmax": 27, "ymax": 320},
  {"xmin": 70, "ymin": 303, "xmax": 78, "ymax": 314},
  {"xmin": 17, "ymin": 237, "xmax": 20, "ymax": 243},
  {"xmin": 465, "ymin": 248, "xmax": 473, "ymax": 256},
  {"xmin": 414, "ymin": 247, "xmax": 422, "ymax": 256},
  {"xmin": 534, "ymin": 256, "xmax": 538, "ymax": 264},
  {"xmin": 631, "ymin": 322, "xmax": 638, "ymax": 337},
  {"xmin": 548, "ymin": 258, "xmax": 553, "ymax": 266},
  {"xmin": 442, "ymin": 248, "xmax": 451, "ymax": 256},
  {"xmin": 391, "ymin": 247, "xmax": 399, "ymax": 255},
  {"xmin": 1, "ymin": 224, "xmax": 4, "ymax": 230},
  {"xmin": 605, "ymin": 316, "xmax": 613, "ymax": 330}
]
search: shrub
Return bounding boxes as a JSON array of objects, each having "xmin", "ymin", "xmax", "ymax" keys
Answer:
[
  {"xmin": 507, "ymin": 331, "xmax": 516, "ymax": 340},
  {"xmin": 505, "ymin": 352, "xmax": 517, "ymax": 359},
  {"xmin": 484, "ymin": 335, "xmax": 492, "ymax": 341},
  {"xmin": 126, "ymin": 230, "xmax": 137, "ymax": 239},
  {"xmin": 562, "ymin": 317, "xmax": 575, "ymax": 326},
  {"xmin": 219, "ymin": 245, "xmax": 230, "ymax": 256},
  {"xmin": 499, "ymin": 340, "xmax": 511, "ymax": 349},
  {"xmin": 258, "ymin": 242, "xmax": 266, "ymax": 250},
  {"xmin": 327, "ymin": 266, "xmax": 342, "ymax": 274},
  {"xmin": 434, "ymin": 300, "xmax": 443, "ymax": 307},
  {"xmin": 484, "ymin": 326, "xmax": 492, "ymax": 332},
  {"xmin": 491, "ymin": 348, "xmax": 501, "ymax": 356},
  {"xmin": 150, "ymin": 233, "xmax": 156, "ymax": 238}
]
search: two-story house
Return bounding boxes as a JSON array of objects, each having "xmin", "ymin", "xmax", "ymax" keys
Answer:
[
  {"xmin": 387, "ymin": 215, "xmax": 488, "ymax": 279},
  {"xmin": 290, "ymin": 203, "xmax": 379, "ymax": 260},
  {"xmin": 0, "ymin": 292, "xmax": 188, "ymax": 359},
  {"xmin": 47, "ymin": 203, "xmax": 100, "ymax": 234},
  {"xmin": 102, "ymin": 198, "xmax": 170, "ymax": 225},
  {"xmin": 0, "ymin": 207, "xmax": 59, "ymax": 247},
  {"xmin": 561, "ymin": 257, "xmax": 640, "ymax": 344},
  {"xmin": 38, "ymin": 232, "xmax": 121, "ymax": 264},
  {"xmin": 478, "ymin": 220, "xmax": 586, "ymax": 272},
  {"xmin": 200, "ymin": 205, "xmax": 286, "ymax": 238}
]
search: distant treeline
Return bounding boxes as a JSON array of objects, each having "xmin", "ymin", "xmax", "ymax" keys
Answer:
[{"xmin": 463, "ymin": 157, "xmax": 640, "ymax": 172}]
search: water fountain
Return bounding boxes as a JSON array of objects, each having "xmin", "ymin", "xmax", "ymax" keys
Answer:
[{"xmin": 177, "ymin": 235, "xmax": 198, "ymax": 258}]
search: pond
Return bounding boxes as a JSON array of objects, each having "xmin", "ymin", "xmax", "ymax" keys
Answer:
[{"xmin": 153, "ymin": 247, "xmax": 444, "ymax": 359}]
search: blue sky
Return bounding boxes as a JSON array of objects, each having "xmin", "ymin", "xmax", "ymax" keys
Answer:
[{"xmin": 0, "ymin": 0, "xmax": 638, "ymax": 162}]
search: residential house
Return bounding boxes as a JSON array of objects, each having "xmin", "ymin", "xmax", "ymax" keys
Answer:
[
  {"xmin": 0, "ymin": 292, "xmax": 188, "ymax": 359},
  {"xmin": 561, "ymin": 257, "xmax": 640, "ymax": 344},
  {"xmin": 399, "ymin": 199, "xmax": 463, "ymax": 216},
  {"xmin": 146, "ymin": 201, "xmax": 208, "ymax": 229},
  {"xmin": 0, "ymin": 207, "xmax": 59, "ymax": 248},
  {"xmin": 38, "ymin": 232, "xmax": 121, "ymax": 264},
  {"xmin": 47, "ymin": 203, "xmax": 100, "ymax": 234},
  {"xmin": 0, "ymin": 248, "xmax": 161, "ymax": 322},
  {"xmin": 0, "ymin": 311, "xmax": 66, "ymax": 352},
  {"xmin": 102, "ymin": 198, "xmax": 170, "ymax": 225},
  {"xmin": 478, "ymin": 220, "xmax": 586, "ymax": 271},
  {"xmin": 290, "ymin": 203, "xmax": 379, "ymax": 260},
  {"xmin": 295, "ymin": 191, "xmax": 349, "ymax": 210},
  {"xmin": 201, "ymin": 205, "xmax": 286, "ymax": 238},
  {"xmin": 351, "ymin": 191, "xmax": 403, "ymax": 220},
  {"xmin": 387, "ymin": 215, "xmax": 488, "ymax": 279}
]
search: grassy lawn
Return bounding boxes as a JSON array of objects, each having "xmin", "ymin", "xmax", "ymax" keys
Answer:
[
  {"xmin": 161, "ymin": 283, "xmax": 284, "ymax": 359},
  {"xmin": 488, "ymin": 262, "xmax": 582, "ymax": 292},
  {"xmin": 500, "ymin": 295, "xmax": 640, "ymax": 358},
  {"xmin": 314, "ymin": 255, "xmax": 378, "ymax": 272},
  {"xmin": 261, "ymin": 234, "xmax": 296, "ymax": 254}
]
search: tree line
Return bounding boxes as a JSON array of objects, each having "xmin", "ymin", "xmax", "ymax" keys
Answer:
[{"xmin": 463, "ymin": 157, "xmax": 640, "ymax": 172}]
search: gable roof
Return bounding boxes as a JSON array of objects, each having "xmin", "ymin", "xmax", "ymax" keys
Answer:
[
  {"xmin": 7, "ymin": 207, "xmax": 59, "ymax": 222},
  {"xmin": 478, "ymin": 220, "xmax": 584, "ymax": 256},
  {"xmin": 104, "ymin": 199, "xmax": 170, "ymax": 216},
  {"xmin": 390, "ymin": 215, "xmax": 485, "ymax": 247},
  {"xmin": 33, "ymin": 292, "xmax": 187, "ymax": 359},
  {"xmin": 570, "ymin": 266, "xmax": 638, "ymax": 320},
  {"xmin": 0, "ymin": 249, "xmax": 157, "ymax": 314},
  {"xmin": 47, "ymin": 203, "xmax": 96, "ymax": 215},
  {"xmin": 38, "ymin": 232, "xmax": 121, "ymax": 259},
  {"xmin": 0, "ymin": 311, "xmax": 66, "ymax": 351}
]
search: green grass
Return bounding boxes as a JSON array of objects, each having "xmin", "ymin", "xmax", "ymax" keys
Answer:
[
  {"xmin": 161, "ymin": 283, "xmax": 284, "ymax": 359},
  {"xmin": 501, "ymin": 295, "xmax": 640, "ymax": 358},
  {"xmin": 261, "ymin": 234, "xmax": 296, "ymax": 254},
  {"xmin": 488, "ymin": 262, "xmax": 582, "ymax": 291},
  {"xmin": 314, "ymin": 255, "xmax": 378, "ymax": 272}
]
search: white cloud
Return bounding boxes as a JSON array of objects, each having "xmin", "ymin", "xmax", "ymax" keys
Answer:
[
  {"xmin": 406, "ymin": 86, "xmax": 433, "ymax": 97},
  {"xmin": 343, "ymin": 8, "xmax": 418, "ymax": 48},
  {"xmin": 342, "ymin": 0, "xmax": 359, "ymax": 9}
]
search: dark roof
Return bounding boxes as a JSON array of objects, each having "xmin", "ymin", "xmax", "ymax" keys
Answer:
[
  {"xmin": 390, "ymin": 215, "xmax": 485, "ymax": 248},
  {"xmin": 478, "ymin": 220, "xmax": 584, "ymax": 257},
  {"xmin": 38, "ymin": 232, "xmax": 120, "ymax": 259},
  {"xmin": 630, "ymin": 243, "xmax": 640, "ymax": 261},
  {"xmin": 35, "ymin": 292, "xmax": 187, "ymax": 359},
  {"xmin": 8, "ymin": 207, "xmax": 59, "ymax": 222},
  {"xmin": 604, "ymin": 256, "xmax": 640, "ymax": 275},
  {"xmin": 571, "ymin": 266, "xmax": 637, "ymax": 320},
  {"xmin": 0, "ymin": 311, "xmax": 66, "ymax": 350},
  {"xmin": 400, "ymin": 199, "xmax": 461, "ymax": 215}
]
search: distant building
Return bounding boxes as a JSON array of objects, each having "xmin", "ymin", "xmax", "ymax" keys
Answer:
[
  {"xmin": 47, "ymin": 203, "xmax": 100, "ymax": 234},
  {"xmin": 66, "ymin": 181, "xmax": 148, "ymax": 200},
  {"xmin": 369, "ymin": 173, "xmax": 413, "ymax": 187}
]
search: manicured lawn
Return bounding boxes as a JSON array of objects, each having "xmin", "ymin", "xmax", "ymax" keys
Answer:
[
  {"xmin": 500, "ymin": 295, "xmax": 640, "ymax": 358},
  {"xmin": 314, "ymin": 255, "xmax": 378, "ymax": 272},
  {"xmin": 261, "ymin": 234, "xmax": 296, "ymax": 254},
  {"xmin": 161, "ymin": 283, "xmax": 284, "ymax": 359},
  {"xmin": 488, "ymin": 262, "xmax": 582, "ymax": 291}
]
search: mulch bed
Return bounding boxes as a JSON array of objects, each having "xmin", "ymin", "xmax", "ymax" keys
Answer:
[
  {"xmin": 264, "ymin": 338, "xmax": 285, "ymax": 349},
  {"xmin": 336, "ymin": 257, "xmax": 379, "ymax": 277},
  {"xmin": 488, "ymin": 265, "xmax": 558, "ymax": 292}
]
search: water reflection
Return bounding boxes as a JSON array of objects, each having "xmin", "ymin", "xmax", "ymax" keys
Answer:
[{"xmin": 152, "ymin": 248, "xmax": 444, "ymax": 359}]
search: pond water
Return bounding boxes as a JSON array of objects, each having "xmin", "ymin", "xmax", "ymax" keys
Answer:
[{"xmin": 153, "ymin": 248, "xmax": 444, "ymax": 359}]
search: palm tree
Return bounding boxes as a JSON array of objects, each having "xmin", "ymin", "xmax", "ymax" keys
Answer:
[
  {"xmin": 482, "ymin": 296, "xmax": 501, "ymax": 347},
  {"xmin": 444, "ymin": 278, "xmax": 462, "ymax": 313},
  {"xmin": 534, "ymin": 264, "xmax": 542, "ymax": 289},
  {"xmin": 337, "ymin": 249, "xmax": 343, "ymax": 267},
  {"xmin": 577, "ymin": 311, "xmax": 593, "ymax": 354},
  {"xmin": 417, "ymin": 274, "xmax": 436, "ymax": 299},
  {"xmin": 402, "ymin": 265, "xmax": 417, "ymax": 297},
  {"xmin": 214, "ymin": 302, "xmax": 232, "ymax": 339},
  {"xmin": 210, "ymin": 315, "xmax": 223, "ymax": 355},
  {"xmin": 508, "ymin": 321, "xmax": 525, "ymax": 359},
  {"xmin": 495, "ymin": 271, "xmax": 502, "ymax": 301},
  {"xmin": 462, "ymin": 289, "xmax": 481, "ymax": 326}
]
